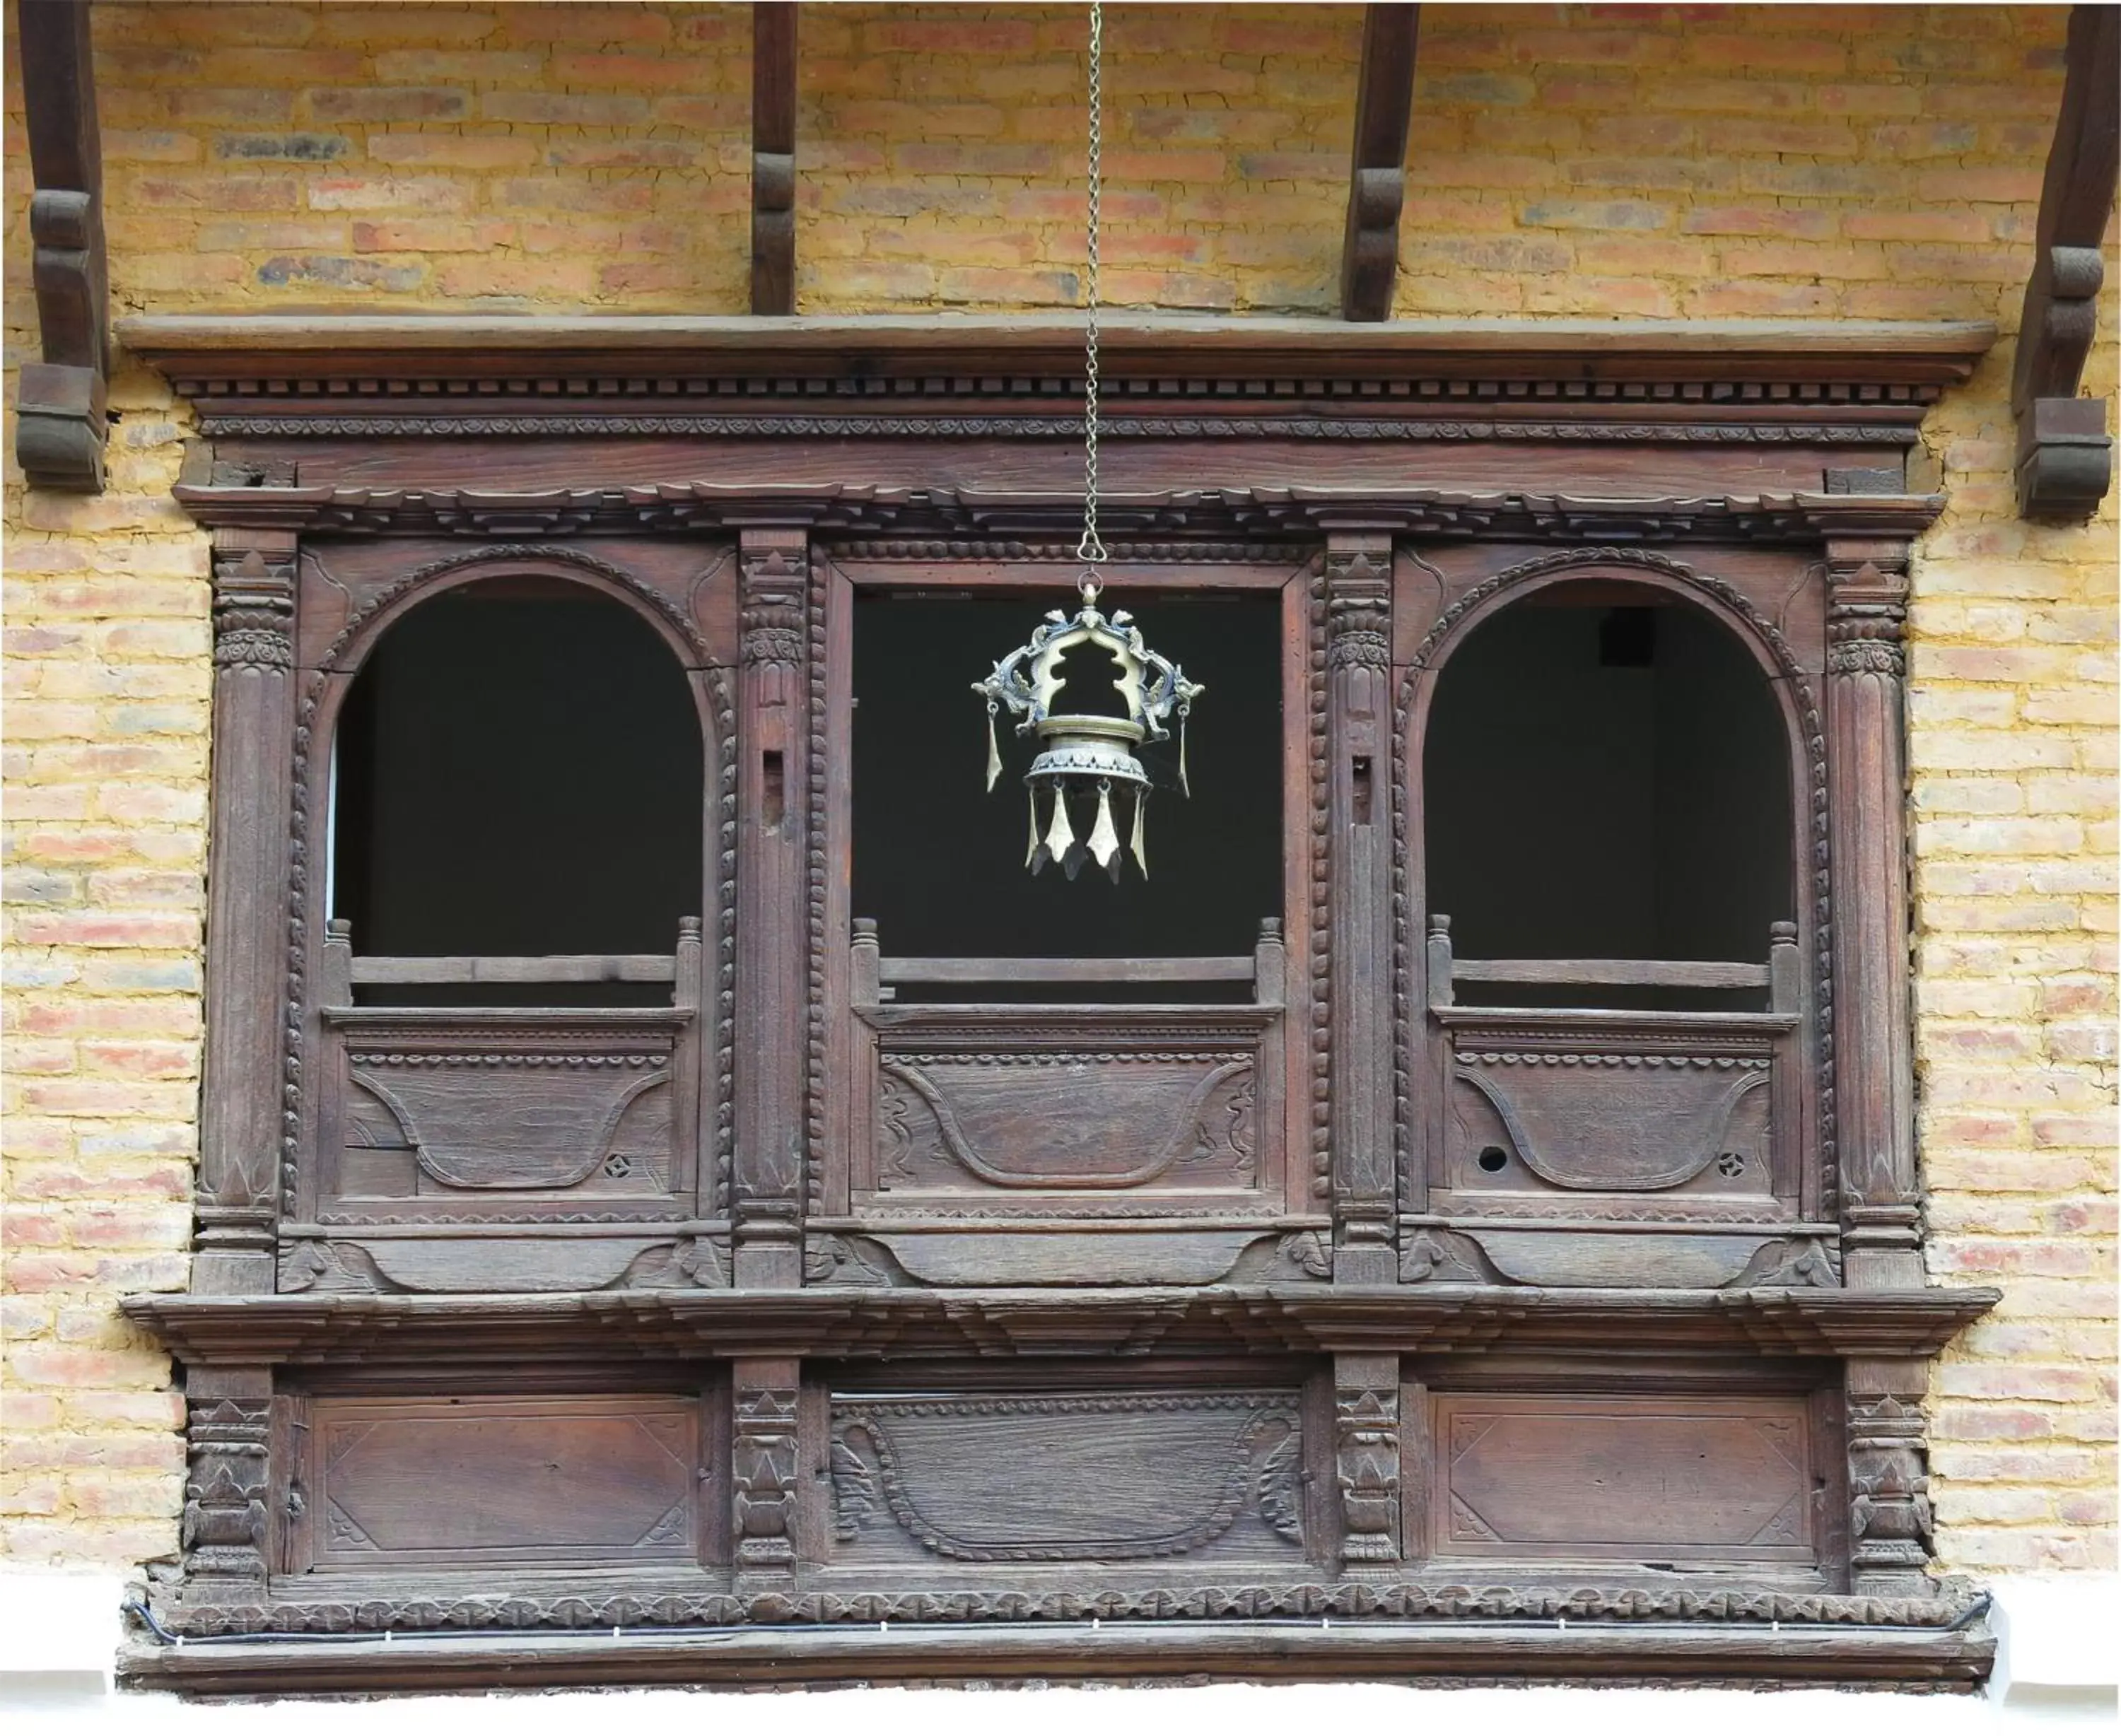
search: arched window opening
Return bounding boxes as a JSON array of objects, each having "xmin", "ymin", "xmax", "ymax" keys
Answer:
[
  {"xmin": 329, "ymin": 577, "xmax": 703, "ymax": 1007},
  {"xmin": 1423, "ymin": 589, "xmax": 1793, "ymax": 1012}
]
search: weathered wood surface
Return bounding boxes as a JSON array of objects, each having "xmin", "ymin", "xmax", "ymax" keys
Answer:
[
  {"xmin": 750, "ymin": 4, "xmax": 797, "ymax": 316},
  {"xmin": 346, "ymin": 954, "xmax": 679, "ymax": 985},
  {"xmin": 1340, "ymin": 6, "xmax": 1421, "ymax": 321},
  {"xmin": 2011, "ymin": 4, "xmax": 2120, "ymax": 518},
  {"xmin": 121, "ymin": 1285, "xmax": 2000, "ymax": 1366},
  {"xmin": 120, "ymin": 1614, "xmax": 1994, "ymax": 1695},
  {"xmin": 15, "ymin": 0, "xmax": 107, "ymax": 491}
]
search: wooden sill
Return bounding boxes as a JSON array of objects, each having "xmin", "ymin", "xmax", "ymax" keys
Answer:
[{"xmin": 119, "ymin": 1608, "xmax": 1994, "ymax": 1694}]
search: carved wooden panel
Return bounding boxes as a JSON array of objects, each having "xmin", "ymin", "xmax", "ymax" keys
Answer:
[
  {"xmin": 317, "ymin": 1009, "xmax": 695, "ymax": 1220},
  {"xmin": 853, "ymin": 1008, "xmax": 1278, "ymax": 1214},
  {"xmin": 1430, "ymin": 1392, "xmax": 1816, "ymax": 1566},
  {"xmin": 290, "ymin": 1394, "xmax": 707, "ymax": 1573},
  {"xmin": 827, "ymin": 1388, "xmax": 1307, "ymax": 1566}
]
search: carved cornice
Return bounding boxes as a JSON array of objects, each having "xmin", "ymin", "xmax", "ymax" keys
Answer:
[
  {"xmin": 168, "ymin": 480, "xmax": 1950, "ymax": 545},
  {"xmin": 119, "ymin": 312, "xmax": 1994, "ymax": 405},
  {"xmin": 120, "ymin": 1283, "xmax": 1997, "ymax": 1366}
]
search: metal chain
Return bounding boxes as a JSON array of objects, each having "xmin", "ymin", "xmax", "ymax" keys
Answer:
[{"xmin": 1076, "ymin": 0, "xmax": 1109, "ymax": 588}]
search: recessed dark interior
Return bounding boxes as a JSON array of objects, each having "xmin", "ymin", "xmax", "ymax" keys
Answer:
[
  {"xmin": 852, "ymin": 590, "xmax": 1282, "ymax": 998},
  {"xmin": 1423, "ymin": 590, "xmax": 1792, "ymax": 1009},
  {"xmin": 331, "ymin": 579, "xmax": 703, "ymax": 1006}
]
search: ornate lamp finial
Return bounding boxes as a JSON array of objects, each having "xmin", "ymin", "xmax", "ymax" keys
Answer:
[{"xmin": 969, "ymin": 0, "xmax": 1203, "ymax": 883}]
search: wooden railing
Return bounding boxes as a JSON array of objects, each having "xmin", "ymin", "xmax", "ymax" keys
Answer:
[
  {"xmin": 1427, "ymin": 914, "xmax": 1801, "ymax": 1015},
  {"xmin": 851, "ymin": 917, "xmax": 1285, "ymax": 1007},
  {"xmin": 320, "ymin": 917, "xmax": 702, "ymax": 1007}
]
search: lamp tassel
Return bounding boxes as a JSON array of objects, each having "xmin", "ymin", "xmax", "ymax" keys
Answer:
[
  {"xmin": 1040, "ymin": 782, "xmax": 1076, "ymax": 877},
  {"xmin": 1086, "ymin": 780, "xmax": 1123, "ymax": 879},
  {"xmin": 1025, "ymin": 783, "xmax": 1041, "ymax": 867},
  {"xmin": 984, "ymin": 701, "xmax": 1003, "ymax": 792},
  {"xmin": 1178, "ymin": 704, "xmax": 1191, "ymax": 798},
  {"xmin": 1130, "ymin": 788, "xmax": 1147, "ymax": 878}
]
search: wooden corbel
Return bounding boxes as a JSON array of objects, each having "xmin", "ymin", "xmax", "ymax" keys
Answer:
[
  {"xmin": 751, "ymin": 3, "xmax": 797, "ymax": 316},
  {"xmin": 1339, "ymin": 5, "xmax": 1420, "ymax": 322},
  {"xmin": 16, "ymin": 0, "xmax": 109, "ymax": 492},
  {"xmin": 2012, "ymin": 4, "xmax": 2119, "ymax": 522}
]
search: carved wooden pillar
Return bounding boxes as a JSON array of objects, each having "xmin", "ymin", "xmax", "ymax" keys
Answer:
[
  {"xmin": 1333, "ymin": 1352, "xmax": 1401, "ymax": 1571},
  {"xmin": 731, "ymin": 1357, "xmax": 802, "ymax": 1589},
  {"xmin": 1325, "ymin": 536, "xmax": 1396, "ymax": 1283},
  {"xmin": 181, "ymin": 1367, "xmax": 273, "ymax": 1596},
  {"xmin": 1845, "ymin": 1356, "xmax": 1934, "ymax": 1596},
  {"xmin": 196, "ymin": 536, "xmax": 298, "ymax": 1296},
  {"xmin": 1825, "ymin": 541, "xmax": 1920, "ymax": 1290},
  {"xmin": 732, "ymin": 531, "xmax": 810, "ymax": 1286}
]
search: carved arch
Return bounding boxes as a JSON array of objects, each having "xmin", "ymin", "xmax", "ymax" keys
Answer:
[
  {"xmin": 1392, "ymin": 545, "xmax": 1834, "ymax": 1210},
  {"xmin": 315, "ymin": 542, "xmax": 714, "ymax": 676}
]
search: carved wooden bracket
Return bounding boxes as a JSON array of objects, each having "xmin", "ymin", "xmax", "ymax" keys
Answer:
[
  {"xmin": 2013, "ymin": 4, "xmax": 2120, "ymax": 521},
  {"xmin": 1340, "ymin": 6, "xmax": 1420, "ymax": 322},
  {"xmin": 16, "ymin": 0, "xmax": 109, "ymax": 493},
  {"xmin": 752, "ymin": 3, "xmax": 797, "ymax": 316}
]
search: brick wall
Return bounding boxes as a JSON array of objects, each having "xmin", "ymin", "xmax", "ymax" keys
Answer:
[{"xmin": 3, "ymin": 1, "xmax": 2113, "ymax": 1577}]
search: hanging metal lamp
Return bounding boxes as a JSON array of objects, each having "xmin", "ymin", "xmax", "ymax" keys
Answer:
[{"xmin": 971, "ymin": 0, "xmax": 1201, "ymax": 882}]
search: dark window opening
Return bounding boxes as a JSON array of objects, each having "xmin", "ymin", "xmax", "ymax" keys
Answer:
[
  {"xmin": 852, "ymin": 590, "xmax": 1282, "ymax": 1001},
  {"xmin": 1424, "ymin": 591, "xmax": 1792, "ymax": 1011},
  {"xmin": 331, "ymin": 580, "xmax": 703, "ymax": 1007}
]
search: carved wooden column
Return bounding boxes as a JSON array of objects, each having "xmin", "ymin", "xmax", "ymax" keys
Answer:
[
  {"xmin": 1825, "ymin": 541, "xmax": 1920, "ymax": 1290},
  {"xmin": 731, "ymin": 1357, "xmax": 801, "ymax": 1590},
  {"xmin": 196, "ymin": 536, "xmax": 298, "ymax": 1296},
  {"xmin": 1845, "ymin": 1357, "xmax": 1934, "ymax": 1596},
  {"xmin": 1333, "ymin": 1352, "xmax": 1401, "ymax": 1571},
  {"xmin": 732, "ymin": 531, "xmax": 810, "ymax": 1286},
  {"xmin": 181, "ymin": 1367, "xmax": 273, "ymax": 1597},
  {"xmin": 1325, "ymin": 536, "xmax": 1396, "ymax": 1283}
]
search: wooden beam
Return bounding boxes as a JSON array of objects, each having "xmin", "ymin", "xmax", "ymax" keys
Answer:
[
  {"xmin": 16, "ymin": 0, "xmax": 108, "ymax": 492},
  {"xmin": 1339, "ymin": 4, "xmax": 1420, "ymax": 322},
  {"xmin": 751, "ymin": 2, "xmax": 797, "ymax": 316},
  {"xmin": 2012, "ymin": 4, "xmax": 2120, "ymax": 521}
]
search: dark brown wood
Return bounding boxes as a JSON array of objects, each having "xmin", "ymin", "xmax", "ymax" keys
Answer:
[
  {"xmin": 194, "ymin": 538, "xmax": 298, "ymax": 1294},
  {"xmin": 289, "ymin": 1392, "xmax": 705, "ymax": 1572},
  {"xmin": 122, "ymin": 1616, "xmax": 1995, "ymax": 1696},
  {"xmin": 1340, "ymin": 5, "xmax": 1420, "ymax": 322},
  {"xmin": 1845, "ymin": 1355, "xmax": 1934, "ymax": 1597},
  {"xmin": 751, "ymin": 3, "xmax": 797, "ymax": 315},
  {"xmin": 346, "ymin": 953, "xmax": 679, "ymax": 985},
  {"xmin": 1326, "ymin": 536, "xmax": 1395, "ymax": 1281},
  {"xmin": 121, "ymin": 1286, "xmax": 2001, "ymax": 1368},
  {"xmin": 114, "ymin": 322, "xmax": 2009, "ymax": 1690},
  {"xmin": 2012, "ymin": 4, "xmax": 2120, "ymax": 518},
  {"xmin": 1431, "ymin": 1391, "xmax": 1816, "ymax": 1564},
  {"xmin": 734, "ymin": 532, "xmax": 810, "ymax": 1284},
  {"xmin": 878, "ymin": 954, "xmax": 1256, "ymax": 987},
  {"xmin": 15, "ymin": 0, "xmax": 107, "ymax": 491},
  {"xmin": 1825, "ymin": 542, "xmax": 1920, "ymax": 1289},
  {"xmin": 1447, "ymin": 958, "xmax": 1771, "ymax": 991}
]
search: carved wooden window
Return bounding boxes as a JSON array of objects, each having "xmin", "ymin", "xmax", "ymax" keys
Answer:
[
  {"xmin": 289, "ymin": 551, "xmax": 732, "ymax": 1290},
  {"xmin": 127, "ymin": 325, "xmax": 2000, "ymax": 1693},
  {"xmin": 812, "ymin": 552, "xmax": 1328, "ymax": 1286},
  {"xmin": 1404, "ymin": 559, "xmax": 1826, "ymax": 1289}
]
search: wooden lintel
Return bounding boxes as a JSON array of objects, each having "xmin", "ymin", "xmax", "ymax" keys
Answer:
[
  {"xmin": 751, "ymin": 2, "xmax": 797, "ymax": 316},
  {"xmin": 16, "ymin": 0, "xmax": 109, "ymax": 493},
  {"xmin": 1340, "ymin": 4, "xmax": 1421, "ymax": 322},
  {"xmin": 2012, "ymin": 4, "xmax": 2120, "ymax": 521}
]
